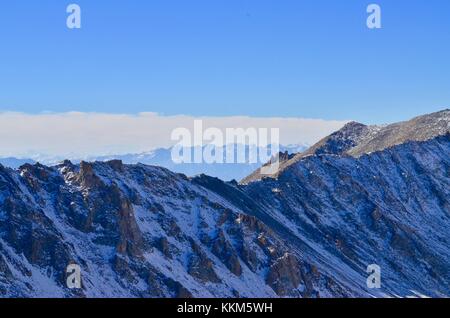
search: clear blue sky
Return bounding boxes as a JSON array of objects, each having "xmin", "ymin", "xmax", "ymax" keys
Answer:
[{"xmin": 0, "ymin": 0, "xmax": 449, "ymax": 124}]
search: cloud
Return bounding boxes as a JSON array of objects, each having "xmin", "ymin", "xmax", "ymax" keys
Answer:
[{"xmin": 0, "ymin": 112, "xmax": 348, "ymax": 158}]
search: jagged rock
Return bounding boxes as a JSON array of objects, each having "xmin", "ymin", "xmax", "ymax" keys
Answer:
[
  {"xmin": 106, "ymin": 160, "xmax": 124, "ymax": 172},
  {"xmin": 155, "ymin": 237, "xmax": 172, "ymax": 259},
  {"xmin": 113, "ymin": 255, "xmax": 138, "ymax": 285},
  {"xmin": 78, "ymin": 161, "xmax": 103, "ymax": 188},
  {"xmin": 174, "ymin": 284, "xmax": 193, "ymax": 298},
  {"xmin": 266, "ymin": 253, "xmax": 303, "ymax": 297},
  {"xmin": 0, "ymin": 254, "xmax": 13, "ymax": 281},
  {"xmin": 116, "ymin": 200, "xmax": 144, "ymax": 258},
  {"xmin": 211, "ymin": 230, "xmax": 242, "ymax": 276},
  {"xmin": 188, "ymin": 240, "xmax": 221, "ymax": 284},
  {"xmin": 239, "ymin": 244, "xmax": 259, "ymax": 273}
]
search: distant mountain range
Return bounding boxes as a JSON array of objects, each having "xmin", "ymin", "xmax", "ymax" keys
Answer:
[
  {"xmin": 0, "ymin": 109, "xmax": 448, "ymax": 298},
  {"xmin": 0, "ymin": 157, "xmax": 35, "ymax": 169},
  {"xmin": 0, "ymin": 144, "xmax": 308, "ymax": 181}
]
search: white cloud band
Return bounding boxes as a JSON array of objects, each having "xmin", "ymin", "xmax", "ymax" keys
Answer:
[{"xmin": 0, "ymin": 112, "xmax": 348, "ymax": 158}]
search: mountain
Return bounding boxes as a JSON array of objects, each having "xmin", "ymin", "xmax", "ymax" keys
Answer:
[
  {"xmin": 0, "ymin": 145, "xmax": 307, "ymax": 182},
  {"xmin": 0, "ymin": 158, "xmax": 35, "ymax": 169},
  {"xmin": 242, "ymin": 109, "xmax": 450, "ymax": 184},
  {"xmin": 0, "ymin": 110, "xmax": 449, "ymax": 298},
  {"xmin": 88, "ymin": 144, "xmax": 308, "ymax": 182}
]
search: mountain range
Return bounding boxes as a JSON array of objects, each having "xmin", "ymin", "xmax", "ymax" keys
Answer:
[
  {"xmin": 0, "ymin": 144, "xmax": 307, "ymax": 182},
  {"xmin": 0, "ymin": 109, "xmax": 448, "ymax": 298}
]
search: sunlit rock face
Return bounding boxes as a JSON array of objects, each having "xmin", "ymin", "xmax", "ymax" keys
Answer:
[{"xmin": 0, "ymin": 110, "xmax": 449, "ymax": 298}]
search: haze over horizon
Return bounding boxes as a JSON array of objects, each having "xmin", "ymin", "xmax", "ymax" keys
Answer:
[{"xmin": 0, "ymin": 112, "xmax": 346, "ymax": 158}]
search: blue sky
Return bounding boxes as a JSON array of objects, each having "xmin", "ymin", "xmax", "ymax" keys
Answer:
[{"xmin": 0, "ymin": 0, "xmax": 449, "ymax": 124}]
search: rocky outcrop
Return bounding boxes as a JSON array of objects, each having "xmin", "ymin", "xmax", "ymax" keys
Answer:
[
  {"xmin": 116, "ymin": 200, "xmax": 144, "ymax": 258},
  {"xmin": 188, "ymin": 240, "xmax": 221, "ymax": 284},
  {"xmin": 211, "ymin": 230, "xmax": 242, "ymax": 277},
  {"xmin": 266, "ymin": 253, "xmax": 303, "ymax": 296}
]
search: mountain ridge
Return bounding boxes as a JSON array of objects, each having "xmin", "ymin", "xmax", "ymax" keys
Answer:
[
  {"xmin": 241, "ymin": 109, "xmax": 450, "ymax": 184},
  {"xmin": 0, "ymin": 144, "xmax": 307, "ymax": 182},
  {"xmin": 0, "ymin": 110, "xmax": 449, "ymax": 298}
]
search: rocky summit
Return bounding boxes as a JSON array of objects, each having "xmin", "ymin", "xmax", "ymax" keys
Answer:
[{"xmin": 0, "ymin": 110, "xmax": 449, "ymax": 298}]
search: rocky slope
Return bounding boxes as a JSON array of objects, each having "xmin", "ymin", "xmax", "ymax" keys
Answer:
[
  {"xmin": 0, "ymin": 160, "xmax": 342, "ymax": 297},
  {"xmin": 0, "ymin": 110, "xmax": 449, "ymax": 298}
]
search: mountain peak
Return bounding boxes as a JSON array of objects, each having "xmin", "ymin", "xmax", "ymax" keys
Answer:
[
  {"xmin": 241, "ymin": 109, "xmax": 450, "ymax": 184},
  {"xmin": 340, "ymin": 120, "xmax": 367, "ymax": 130},
  {"xmin": 347, "ymin": 109, "xmax": 449, "ymax": 157},
  {"xmin": 310, "ymin": 108, "xmax": 449, "ymax": 158}
]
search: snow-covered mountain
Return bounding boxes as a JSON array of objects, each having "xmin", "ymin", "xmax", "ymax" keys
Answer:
[
  {"xmin": 242, "ymin": 109, "xmax": 450, "ymax": 184},
  {"xmin": 0, "ymin": 158, "xmax": 35, "ymax": 169},
  {"xmin": 0, "ymin": 144, "xmax": 307, "ymax": 182},
  {"xmin": 87, "ymin": 144, "xmax": 308, "ymax": 182},
  {"xmin": 0, "ymin": 110, "xmax": 449, "ymax": 298}
]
